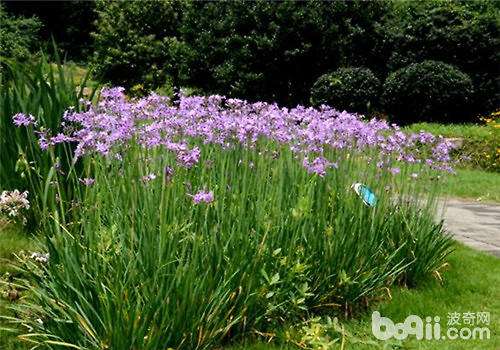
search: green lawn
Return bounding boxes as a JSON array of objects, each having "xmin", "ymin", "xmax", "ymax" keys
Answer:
[
  {"xmin": 229, "ymin": 244, "xmax": 499, "ymax": 350},
  {"xmin": 0, "ymin": 223, "xmax": 37, "ymax": 274},
  {"xmin": 405, "ymin": 122, "xmax": 492, "ymax": 139},
  {"xmin": 444, "ymin": 168, "xmax": 500, "ymax": 203}
]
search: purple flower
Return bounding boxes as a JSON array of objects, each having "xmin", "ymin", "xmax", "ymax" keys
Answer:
[
  {"xmin": 35, "ymin": 131, "xmax": 50, "ymax": 150},
  {"xmin": 12, "ymin": 113, "xmax": 36, "ymax": 127},
  {"xmin": 303, "ymin": 156, "xmax": 333, "ymax": 177},
  {"xmin": 177, "ymin": 147, "xmax": 200, "ymax": 169},
  {"xmin": 191, "ymin": 190, "xmax": 214, "ymax": 204},
  {"xmin": 79, "ymin": 178, "xmax": 95, "ymax": 186},
  {"xmin": 19, "ymin": 88, "xmax": 453, "ymax": 174},
  {"xmin": 50, "ymin": 133, "xmax": 73, "ymax": 145},
  {"xmin": 389, "ymin": 167, "xmax": 400, "ymax": 175}
]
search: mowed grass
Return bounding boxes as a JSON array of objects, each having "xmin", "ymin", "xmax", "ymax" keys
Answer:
[
  {"xmin": 405, "ymin": 122, "xmax": 492, "ymax": 139},
  {"xmin": 229, "ymin": 244, "xmax": 500, "ymax": 350},
  {"xmin": 444, "ymin": 168, "xmax": 500, "ymax": 203}
]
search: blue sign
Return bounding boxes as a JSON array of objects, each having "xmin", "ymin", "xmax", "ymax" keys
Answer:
[{"xmin": 352, "ymin": 183, "xmax": 377, "ymax": 207}]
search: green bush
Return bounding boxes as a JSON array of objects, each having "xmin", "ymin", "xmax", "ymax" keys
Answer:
[
  {"xmin": 380, "ymin": 0, "xmax": 500, "ymax": 114},
  {"xmin": 310, "ymin": 67, "xmax": 380, "ymax": 114},
  {"xmin": 382, "ymin": 61, "xmax": 474, "ymax": 124},
  {"xmin": 3, "ymin": 1, "xmax": 97, "ymax": 61},
  {"xmin": 0, "ymin": 5, "xmax": 42, "ymax": 60},
  {"xmin": 458, "ymin": 132, "xmax": 500, "ymax": 172},
  {"xmin": 181, "ymin": 1, "xmax": 388, "ymax": 105},
  {"xmin": 91, "ymin": 0, "xmax": 387, "ymax": 103},
  {"xmin": 91, "ymin": 0, "xmax": 498, "ymax": 117},
  {"xmin": 91, "ymin": 0, "xmax": 190, "ymax": 90}
]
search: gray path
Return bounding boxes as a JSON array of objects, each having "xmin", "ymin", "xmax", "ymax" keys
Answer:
[{"xmin": 442, "ymin": 199, "xmax": 500, "ymax": 257}]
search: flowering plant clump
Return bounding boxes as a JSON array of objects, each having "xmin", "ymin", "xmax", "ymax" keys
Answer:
[
  {"xmin": 0, "ymin": 190, "xmax": 30, "ymax": 225},
  {"xmin": 8, "ymin": 88, "xmax": 455, "ymax": 350}
]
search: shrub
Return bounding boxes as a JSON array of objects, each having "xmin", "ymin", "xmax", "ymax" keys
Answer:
[
  {"xmin": 379, "ymin": 0, "xmax": 500, "ymax": 114},
  {"xmin": 310, "ymin": 67, "xmax": 380, "ymax": 114},
  {"xmin": 408, "ymin": 115, "xmax": 500, "ymax": 172},
  {"xmin": 91, "ymin": 0, "xmax": 190, "ymax": 90},
  {"xmin": 2, "ymin": 1, "xmax": 97, "ymax": 60},
  {"xmin": 90, "ymin": 0, "xmax": 498, "ymax": 115},
  {"xmin": 181, "ymin": 1, "xmax": 388, "ymax": 105},
  {"xmin": 91, "ymin": 0, "xmax": 387, "ymax": 103},
  {"xmin": 382, "ymin": 61, "xmax": 474, "ymax": 124},
  {"xmin": 458, "ymin": 132, "xmax": 500, "ymax": 172},
  {"xmin": 0, "ymin": 5, "xmax": 42, "ymax": 60}
]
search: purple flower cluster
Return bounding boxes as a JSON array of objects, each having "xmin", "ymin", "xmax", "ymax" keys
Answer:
[
  {"xmin": 79, "ymin": 178, "xmax": 95, "ymax": 187},
  {"xmin": 176, "ymin": 147, "xmax": 200, "ymax": 169},
  {"xmin": 191, "ymin": 190, "xmax": 214, "ymax": 204},
  {"xmin": 15, "ymin": 87, "xmax": 454, "ymax": 176},
  {"xmin": 12, "ymin": 113, "xmax": 36, "ymax": 127},
  {"xmin": 303, "ymin": 156, "xmax": 337, "ymax": 177}
]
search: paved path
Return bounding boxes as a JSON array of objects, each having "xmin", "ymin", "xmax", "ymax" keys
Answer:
[{"xmin": 442, "ymin": 199, "xmax": 500, "ymax": 257}]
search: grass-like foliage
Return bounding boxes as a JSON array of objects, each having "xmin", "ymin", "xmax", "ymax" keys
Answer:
[
  {"xmin": 4, "ymin": 90, "xmax": 454, "ymax": 349},
  {"xmin": 0, "ymin": 52, "xmax": 97, "ymax": 223}
]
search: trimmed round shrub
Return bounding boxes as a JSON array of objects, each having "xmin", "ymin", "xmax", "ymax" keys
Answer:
[
  {"xmin": 310, "ymin": 67, "xmax": 380, "ymax": 114},
  {"xmin": 382, "ymin": 61, "xmax": 474, "ymax": 124},
  {"xmin": 380, "ymin": 0, "xmax": 499, "ymax": 115}
]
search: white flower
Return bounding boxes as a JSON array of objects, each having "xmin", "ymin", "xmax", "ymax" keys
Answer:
[
  {"xmin": 31, "ymin": 252, "xmax": 49, "ymax": 264},
  {"xmin": 0, "ymin": 190, "xmax": 30, "ymax": 223}
]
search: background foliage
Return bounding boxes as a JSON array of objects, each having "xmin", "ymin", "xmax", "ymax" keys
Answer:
[
  {"xmin": 179, "ymin": 0, "xmax": 387, "ymax": 106},
  {"xmin": 2, "ymin": 0, "xmax": 96, "ymax": 60},
  {"xmin": 0, "ymin": 5, "xmax": 42, "ymax": 61},
  {"xmin": 91, "ymin": 0, "xmax": 188, "ymax": 90},
  {"xmin": 381, "ymin": 0, "xmax": 500, "ymax": 115},
  {"xmin": 2, "ymin": 0, "xmax": 498, "ymax": 122}
]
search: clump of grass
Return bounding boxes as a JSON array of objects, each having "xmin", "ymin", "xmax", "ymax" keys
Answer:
[
  {"xmin": 4, "ymin": 90, "xmax": 454, "ymax": 349},
  {"xmin": 0, "ymin": 49, "xmax": 97, "ymax": 223}
]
